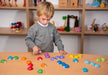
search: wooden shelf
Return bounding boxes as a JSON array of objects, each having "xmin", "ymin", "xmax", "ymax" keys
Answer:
[
  {"xmin": 59, "ymin": 31, "xmax": 81, "ymax": 35},
  {"xmin": 0, "ymin": 6, "xmax": 26, "ymax": 10},
  {"xmin": 84, "ymin": 31, "xmax": 108, "ymax": 35},
  {"xmin": 29, "ymin": 5, "xmax": 83, "ymax": 10},
  {"xmin": 0, "ymin": 27, "xmax": 27, "ymax": 35},
  {"xmin": 85, "ymin": 5, "xmax": 108, "ymax": 10}
]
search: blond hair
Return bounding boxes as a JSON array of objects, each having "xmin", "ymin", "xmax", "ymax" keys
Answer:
[{"xmin": 37, "ymin": 2, "xmax": 54, "ymax": 18}]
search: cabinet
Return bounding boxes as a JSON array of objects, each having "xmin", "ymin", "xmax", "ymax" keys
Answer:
[{"xmin": 0, "ymin": 0, "xmax": 108, "ymax": 53}]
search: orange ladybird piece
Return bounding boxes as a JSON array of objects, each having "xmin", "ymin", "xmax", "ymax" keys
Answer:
[
  {"xmin": 41, "ymin": 63, "xmax": 46, "ymax": 68},
  {"xmin": 21, "ymin": 57, "xmax": 26, "ymax": 61},
  {"xmin": 26, "ymin": 60, "xmax": 32, "ymax": 65}
]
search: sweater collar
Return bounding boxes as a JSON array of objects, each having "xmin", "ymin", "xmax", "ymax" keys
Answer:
[{"xmin": 37, "ymin": 21, "xmax": 48, "ymax": 27}]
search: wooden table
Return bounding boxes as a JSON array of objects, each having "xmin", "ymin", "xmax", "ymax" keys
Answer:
[{"xmin": 0, "ymin": 52, "xmax": 108, "ymax": 75}]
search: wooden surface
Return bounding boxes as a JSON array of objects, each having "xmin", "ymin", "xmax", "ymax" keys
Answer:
[
  {"xmin": 0, "ymin": 52, "xmax": 108, "ymax": 75},
  {"xmin": 0, "ymin": 28, "xmax": 27, "ymax": 35}
]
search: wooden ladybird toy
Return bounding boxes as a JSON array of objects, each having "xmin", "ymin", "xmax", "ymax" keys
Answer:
[
  {"xmin": 21, "ymin": 57, "xmax": 26, "ymax": 61},
  {"xmin": 26, "ymin": 60, "xmax": 32, "ymax": 65},
  {"xmin": 37, "ymin": 57, "xmax": 43, "ymax": 61}
]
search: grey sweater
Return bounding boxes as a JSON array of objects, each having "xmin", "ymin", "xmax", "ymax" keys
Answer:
[{"xmin": 25, "ymin": 22, "xmax": 64, "ymax": 52}]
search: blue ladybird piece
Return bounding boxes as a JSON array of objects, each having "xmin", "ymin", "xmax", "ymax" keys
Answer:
[
  {"xmin": 51, "ymin": 57, "xmax": 55, "ymax": 61},
  {"xmin": 73, "ymin": 58, "xmax": 79, "ymax": 63},
  {"xmin": 95, "ymin": 64, "xmax": 100, "ymax": 68},
  {"xmin": 82, "ymin": 68, "xmax": 88, "ymax": 72},
  {"xmin": 90, "ymin": 62, "xmax": 95, "ymax": 66},
  {"xmin": 59, "ymin": 55, "xmax": 64, "ymax": 59},
  {"xmin": 85, "ymin": 60, "xmax": 90, "ymax": 64},
  {"xmin": 57, "ymin": 60, "xmax": 62, "ymax": 64},
  {"xmin": 64, "ymin": 64, "xmax": 69, "ymax": 68},
  {"xmin": 7, "ymin": 56, "xmax": 13, "ymax": 60},
  {"xmin": 55, "ymin": 56, "xmax": 59, "ymax": 60},
  {"xmin": 61, "ymin": 62, "xmax": 66, "ymax": 66}
]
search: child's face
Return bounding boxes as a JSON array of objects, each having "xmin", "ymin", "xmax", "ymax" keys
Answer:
[{"xmin": 38, "ymin": 15, "xmax": 51, "ymax": 25}]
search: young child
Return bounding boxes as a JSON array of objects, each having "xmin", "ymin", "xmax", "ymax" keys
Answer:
[{"xmin": 25, "ymin": 2, "xmax": 67, "ymax": 55}]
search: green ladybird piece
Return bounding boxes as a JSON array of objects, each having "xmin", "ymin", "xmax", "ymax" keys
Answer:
[
  {"xmin": 96, "ymin": 58, "xmax": 101, "ymax": 62},
  {"xmin": 14, "ymin": 56, "xmax": 19, "ymax": 60},
  {"xmin": 38, "ymin": 69, "xmax": 43, "ymax": 74},
  {"xmin": 101, "ymin": 57, "xmax": 106, "ymax": 61},
  {"xmin": 1, "ymin": 59, "xmax": 6, "ymax": 63},
  {"xmin": 62, "ymin": 16, "xmax": 67, "ymax": 20}
]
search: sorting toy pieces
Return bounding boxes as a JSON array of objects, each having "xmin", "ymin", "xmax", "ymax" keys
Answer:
[
  {"xmin": 69, "ymin": 54, "xmax": 82, "ymax": 59},
  {"xmin": 7, "ymin": 56, "xmax": 13, "ymax": 60},
  {"xmin": 1, "ymin": 59, "xmax": 6, "ymax": 63},
  {"xmin": 51, "ymin": 55, "xmax": 65, "ymax": 61},
  {"xmin": 37, "ymin": 57, "xmax": 43, "ymax": 61},
  {"xmin": 85, "ymin": 60, "xmax": 100, "ymax": 68},
  {"xmin": 13, "ymin": 56, "xmax": 19, "ymax": 60},
  {"xmin": 38, "ymin": 69, "xmax": 43, "ymax": 74},
  {"xmin": 96, "ymin": 57, "xmax": 106, "ymax": 62},
  {"xmin": 27, "ymin": 63, "xmax": 33, "ymax": 71},
  {"xmin": 44, "ymin": 53, "xmax": 50, "ymax": 58},
  {"xmin": 57, "ymin": 60, "xmax": 69, "ymax": 69},
  {"xmin": 21, "ymin": 57, "xmax": 26, "ymax": 61},
  {"xmin": 41, "ymin": 63, "xmax": 46, "ymax": 68},
  {"xmin": 82, "ymin": 68, "xmax": 88, "ymax": 72},
  {"xmin": 73, "ymin": 58, "xmax": 79, "ymax": 63}
]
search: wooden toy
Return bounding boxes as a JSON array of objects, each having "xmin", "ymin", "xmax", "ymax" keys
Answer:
[
  {"xmin": 37, "ymin": 69, "xmax": 43, "ymax": 74},
  {"xmin": 27, "ymin": 66, "xmax": 33, "ymax": 71},
  {"xmin": 21, "ymin": 57, "xmax": 26, "ymax": 61},
  {"xmin": 82, "ymin": 68, "xmax": 88, "ymax": 72},
  {"xmin": 26, "ymin": 60, "xmax": 32, "ymax": 65},
  {"xmin": 59, "ymin": 0, "xmax": 68, "ymax": 7},
  {"xmin": 17, "ymin": 0, "xmax": 25, "ymax": 7},
  {"xmin": 8, "ymin": 0, "xmax": 12, "ymax": 7},
  {"xmin": 37, "ymin": 57, "xmax": 43, "ymax": 61},
  {"xmin": 70, "ymin": 0, "xmax": 79, "ymax": 7},
  {"xmin": 41, "ymin": 63, "xmax": 46, "ymax": 68},
  {"xmin": 7, "ymin": 56, "xmax": 13, "ymax": 60},
  {"xmin": 1, "ymin": 59, "xmax": 6, "ymax": 63},
  {"xmin": 13, "ymin": 56, "xmax": 19, "ymax": 60}
]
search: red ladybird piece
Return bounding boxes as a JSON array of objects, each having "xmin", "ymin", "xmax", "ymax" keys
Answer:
[
  {"xmin": 28, "ymin": 63, "xmax": 33, "ymax": 67},
  {"xmin": 27, "ymin": 66, "xmax": 33, "ymax": 71},
  {"xmin": 37, "ymin": 57, "xmax": 43, "ymax": 61}
]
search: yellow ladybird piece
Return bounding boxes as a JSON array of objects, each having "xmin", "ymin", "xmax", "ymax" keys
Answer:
[
  {"xmin": 74, "ymin": 56, "xmax": 79, "ymax": 59},
  {"xmin": 69, "ymin": 54, "xmax": 74, "ymax": 58},
  {"xmin": 78, "ymin": 54, "xmax": 82, "ymax": 58}
]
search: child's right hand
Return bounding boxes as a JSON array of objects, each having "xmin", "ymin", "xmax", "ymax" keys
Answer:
[{"xmin": 33, "ymin": 46, "xmax": 41, "ymax": 55}]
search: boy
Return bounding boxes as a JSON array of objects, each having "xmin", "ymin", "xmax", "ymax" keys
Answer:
[{"xmin": 25, "ymin": 2, "xmax": 67, "ymax": 55}]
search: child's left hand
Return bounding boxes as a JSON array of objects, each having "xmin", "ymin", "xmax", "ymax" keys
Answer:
[{"xmin": 59, "ymin": 50, "xmax": 67, "ymax": 55}]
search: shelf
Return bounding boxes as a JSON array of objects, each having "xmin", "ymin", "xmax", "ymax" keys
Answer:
[
  {"xmin": 84, "ymin": 31, "xmax": 108, "ymax": 35},
  {"xmin": 59, "ymin": 31, "xmax": 81, "ymax": 35},
  {"xmin": 0, "ymin": 27, "xmax": 27, "ymax": 35},
  {"xmin": 0, "ymin": 6, "xmax": 26, "ymax": 10},
  {"xmin": 85, "ymin": 5, "xmax": 108, "ymax": 10},
  {"xmin": 29, "ymin": 5, "xmax": 83, "ymax": 10}
]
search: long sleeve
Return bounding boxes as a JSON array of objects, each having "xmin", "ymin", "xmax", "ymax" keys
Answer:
[
  {"xmin": 53, "ymin": 27, "xmax": 64, "ymax": 51},
  {"xmin": 25, "ymin": 25, "xmax": 37, "ymax": 49}
]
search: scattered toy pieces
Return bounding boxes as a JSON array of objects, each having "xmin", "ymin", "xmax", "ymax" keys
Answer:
[
  {"xmin": 21, "ymin": 57, "xmax": 26, "ymax": 61},
  {"xmin": 13, "ymin": 56, "xmax": 19, "ymax": 60},
  {"xmin": 69, "ymin": 54, "xmax": 73, "ymax": 58},
  {"xmin": 1, "ymin": 59, "xmax": 6, "ymax": 63},
  {"xmin": 38, "ymin": 69, "xmax": 43, "ymax": 74},
  {"xmin": 7, "ymin": 56, "xmax": 13, "ymax": 60},
  {"xmin": 82, "ymin": 68, "xmax": 88, "ymax": 72},
  {"xmin": 85, "ymin": 60, "xmax": 90, "ymax": 64},
  {"xmin": 41, "ymin": 63, "xmax": 46, "ymax": 68},
  {"xmin": 44, "ymin": 53, "xmax": 50, "ymax": 58},
  {"xmin": 57, "ymin": 60, "xmax": 69, "ymax": 68},
  {"xmin": 95, "ymin": 64, "xmax": 100, "ymax": 68},
  {"xmin": 73, "ymin": 58, "xmax": 79, "ymax": 63},
  {"xmin": 27, "ymin": 66, "xmax": 33, "ymax": 71},
  {"xmin": 37, "ymin": 57, "xmax": 43, "ymax": 61},
  {"xmin": 101, "ymin": 57, "xmax": 106, "ymax": 62},
  {"xmin": 26, "ymin": 60, "xmax": 32, "ymax": 65},
  {"xmin": 51, "ymin": 57, "xmax": 55, "ymax": 61},
  {"xmin": 28, "ymin": 63, "xmax": 33, "ymax": 67}
]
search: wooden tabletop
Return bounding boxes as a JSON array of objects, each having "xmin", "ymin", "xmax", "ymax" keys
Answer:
[{"xmin": 0, "ymin": 52, "xmax": 108, "ymax": 75}]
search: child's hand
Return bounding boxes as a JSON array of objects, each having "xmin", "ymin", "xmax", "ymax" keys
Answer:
[
  {"xmin": 59, "ymin": 50, "xmax": 67, "ymax": 55},
  {"xmin": 33, "ymin": 46, "xmax": 41, "ymax": 55}
]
